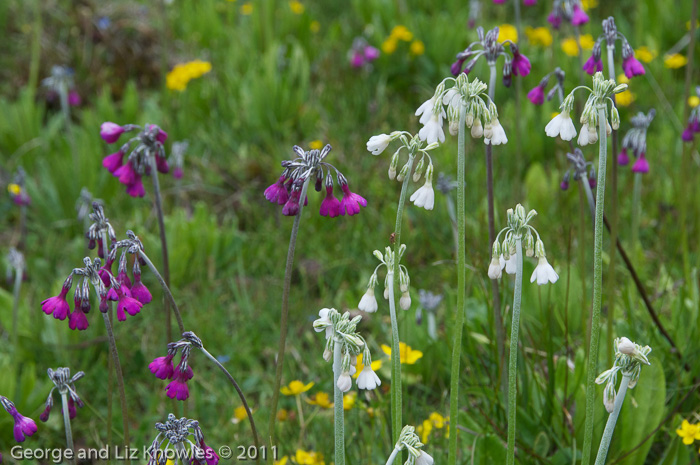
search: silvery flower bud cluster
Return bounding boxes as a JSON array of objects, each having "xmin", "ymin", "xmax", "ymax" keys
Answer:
[
  {"xmin": 561, "ymin": 148, "xmax": 597, "ymax": 191},
  {"xmin": 146, "ymin": 413, "xmax": 219, "ymax": 465},
  {"xmin": 619, "ymin": 109, "xmax": 655, "ymax": 173},
  {"xmin": 391, "ymin": 425, "xmax": 434, "ymax": 465},
  {"xmin": 358, "ymin": 244, "xmax": 412, "ymax": 313},
  {"xmin": 39, "ymin": 367, "xmax": 85, "ymax": 423},
  {"xmin": 595, "ymin": 337, "xmax": 651, "ymax": 412}
]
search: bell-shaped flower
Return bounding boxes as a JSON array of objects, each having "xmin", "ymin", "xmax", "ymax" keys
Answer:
[{"xmin": 530, "ymin": 256, "xmax": 559, "ymax": 285}]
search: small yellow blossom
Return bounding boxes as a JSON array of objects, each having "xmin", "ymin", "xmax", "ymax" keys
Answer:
[
  {"xmin": 689, "ymin": 96, "xmax": 700, "ymax": 108},
  {"xmin": 275, "ymin": 457, "xmax": 288, "ymax": 465},
  {"xmin": 687, "ymin": 19, "xmax": 700, "ymax": 30},
  {"xmin": 664, "ymin": 54, "xmax": 688, "ymax": 69},
  {"xmin": 294, "ymin": 449, "xmax": 324, "ymax": 465},
  {"xmin": 309, "ymin": 140, "xmax": 323, "ymax": 150},
  {"xmin": 8, "ymin": 184, "xmax": 21, "ymax": 196},
  {"xmin": 525, "ymin": 27, "xmax": 553, "ymax": 47},
  {"xmin": 634, "ymin": 46, "xmax": 657, "ymax": 63},
  {"xmin": 410, "ymin": 40, "xmax": 425, "ymax": 56},
  {"xmin": 429, "ymin": 412, "xmax": 446, "ymax": 428},
  {"xmin": 166, "ymin": 60, "xmax": 212, "ymax": 91},
  {"xmin": 580, "ymin": 34, "xmax": 595, "ymax": 49},
  {"xmin": 617, "ymin": 74, "xmax": 630, "ymax": 85},
  {"xmin": 382, "ymin": 37, "xmax": 398, "ymax": 54},
  {"xmin": 232, "ymin": 406, "xmax": 248, "ymax": 423},
  {"xmin": 310, "ymin": 21, "xmax": 320, "ymax": 33},
  {"xmin": 277, "ymin": 409, "xmax": 289, "ymax": 421},
  {"xmin": 240, "ymin": 2, "xmax": 253, "ymax": 15},
  {"xmin": 381, "ymin": 342, "xmax": 423, "ymax": 364},
  {"xmin": 354, "ymin": 353, "xmax": 382, "ymax": 379},
  {"xmin": 366, "ymin": 407, "xmax": 376, "ymax": 418},
  {"xmin": 581, "ymin": 0, "xmax": 598, "ymax": 10},
  {"xmin": 280, "ymin": 380, "xmax": 314, "ymax": 396},
  {"xmin": 498, "ymin": 24, "xmax": 518, "ymax": 43},
  {"xmin": 391, "ymin": 25, "xmax": 413, "ymax": 42},
  {"xmin": 561, "ymin": 34, "xmax": 594, "ymax": 56},
  {"xmin": 306, "ymin": 392, "xmax": 333, "ymax": 409},
  {"xmin": 417, "ymin": 419, "xmax": 433, "ymax": 443},
  {"xmin": 289, "ymin": 0, "xmax": 304, "ymax": 14},
  {"xmin": 676, "ymin": 420, "xmax": 700, "ymax": 445},
  {"xmin": 615, "ymin": 91, "xmax": 635, "ymax": 107},
  {"xmin": 343, "ymin": 392, "xmax": 357, "ymax": 411}
]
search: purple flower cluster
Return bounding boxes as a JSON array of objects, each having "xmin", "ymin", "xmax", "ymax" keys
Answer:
[
  {"xmin": 560, "ymin": 149, "xmax": 597, "ymax": 191},
  {"xmin": 8, "ymin": 167, "xmax": 31, "ymax": 206},
  {"xmin": 264, "ymin": 144, "xmax": 366, "ymax": 217},
  {"xmin": 349, "ymin": 38, "xmax": 380, "ymax": 68},
  {"xmin": 1, "ymin": 396, "xmax": 37, "ymax": 446},
  {"xmin": 619, "ymin": 109, "xmax": 655, "ymax": 173},
  {"xmin": 584, "ymin": 17, "xmax": 645, "ymax": 79},
  {"xmin": 100, "ymin": 122, "xmax": 171, "ymax": 197},
  {"xmin": 683, "ymin": 88, "xmax": 700, "ymax": 143},
  {"xmin": 146, "ymin": 413, "xmax": 220, "ymax": 465},
  {"xmin": 40, "ymin": 368, "xmax": 85, "ymax": 423},
  {"xmin": 149, "ymin": 333, "xmax": 202, "ymax": 401},
  {"xmin": 527, "ymin": 68, "xmax": 566, "ymax": 106},
  {"xmin": 493, "ymin": 0, "xmax": 537, "ymax": 6},
  {"xmin": 547, "ymin": 0, "xmax": 589, "ymax": 29}
]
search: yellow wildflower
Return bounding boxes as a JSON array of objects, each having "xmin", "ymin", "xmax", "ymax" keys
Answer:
[
  {"xmin": 687, "ymin": 19, "xmax": 700, "ymax": 30},
  {"xmin": 366, "ymin": 407, "xmax": 377, "ymax": 418},
  {"xmin": 343, "ymin": 392, "xmax": 357, "ymax": 411},
  {"xmin": 579, "ymin": 34, "xmax": 595, "ymax": 49},
  {"xmin": 294, "ymin": 449, "xmax": 324, "ymax": 465},
  {"xmin": 382, "ymin": 37, "xmax": 398, "ymax": 54},
  {"xmin": 689, "ymin": 96, "xmax": 700, "ymax": 108},
  {"xmin": 561, "ymin": 34, "xmax": 594, "ymax": 56},
  {"xmin": 165, "ymin": 60, "xmax": 212, "ymax": 91},
  {"xmin": 354, "ymin": 353, "xmax": 382, "ymax": 379},
  {"xmin": 277, "ymin": 409, "xmax": 289, "ymax": 421},
  {"xmin": 664, "ymin": 54, "xmax": 688, "ymax": 69},
  {"xmin": 581, "ymin": 0, "xmax": 598, "ymax": 10},
  {"xmin": 280, "ymin": 380, "xmax": 314, "ymax": 396},
  {"xmin": 391, "ymin": 25, "xmax": 413, "ymax": 41},
  {"xmin": 676, "ymin": 420, "xmax": 700, "ymax": 445},
  {"xmin": 497, "ymin": 24, "xmax": 518, "ymax": 43},
  {"xmin": 310, "ymin": 21, "xmax": 320, "ymax": 33},
  {"xmin": 8, "ymin": 184, "xmax": 21, "ymax": 196},
  {"xmin": 381, "ymin": 342, "xmax": 423, "ymax": 364},
  {"xmin": 309, "ymin": 140, "xmax": 323, "ymax": 150},
  {"xmin": 306, "ymin": 392, "xmax": 333, "ymax": 409},
  {"xmin": 240, "ymin": 2, "xmax": 253, "ymax": 14},
  {"xmin": 525, "ymin": 27, "xmax": 553, "ymax": 47},
  {"xmin": 634, "ymin": 46, "xmax": 657, "ymax": 63},
  {"xmin": 617, "ymin": 74, "xmax": 630, "ymax": 85},
  {"xmin": 289, "ymin": 0, "xmax": 304, "ymax": 14},
  {"xmin": 275, "ymin": 457, "xmax": 288, "ymax": 465},
  {"xmin": 410, "ymin": 40, "xmax": 425, "ymax": 56},
  {"xmin": 417, "ymin": 419, "xmax": 433, "ymax": 443},
  {"xmin": 232, "ymin": 406, "xmax": 248, "ymax": 423},
  {"xmin": 429, "ymin": 412, "xmax": 446, "ymax": 428},
  {"xmin": 615, "ymin": 90, "xmax": 634, "ymax": 107}
]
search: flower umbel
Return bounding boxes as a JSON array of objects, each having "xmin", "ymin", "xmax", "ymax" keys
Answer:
[
  {"xmin": 146, "ymin": 413, "xmax": 220, "ymax": 465},
  {"xmin": 595, "ymin": 337, "xmax": 651, "ymax": 412},
  {"xmin": 40, "ymin": 368, "xmax": 85, "ymax": 423},
  {"xmin": 357, "ymin": 244, "xmax": 413, "ymax": 312}
]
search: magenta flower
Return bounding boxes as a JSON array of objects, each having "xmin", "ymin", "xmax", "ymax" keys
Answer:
[
  {"xmin": 588, "ymin": 177, "xmax": 597, "ymax": 188},
  {"xmin": 41, "ymin": 281, "xmax": 71, "ymax": 320},
  {"xmin": 9, "ymin": 407, "xmax": 37, "ymax": 443},
  {"xmin": 523, "ymin": 0, "xmax": 536, "ymax": 5},
  {"xmin": 124, "ymin": 176, "xmax": 146, "ymax": 198},
  {"xmin": 131, "ymin": 271, "xmax": 152, "ymax": 304},
  {"xmin": 351, "ymin": 51, "xmax": 364, "ymax": 68},
  {"xmin": 117, "ymin": 270, "xmax": 132, "ymax": 289},
  {"xmin": 339, "ymin": 183, "xmax": 367, "ymax": 216},
  {"xmin": 492, "ymin": 0, "xmax": 506, "ymax": 3},
  {"xmin": 631, "ymin": 154, "xmax": 649, "ymax": 173},
  {"xmin": 39, "ymin": 404, "xmax": 52, "ymax": 422},
  {"xmin": 364, "ymin": 45, "xmax": 380, "ymax": 61},
  {"xmin": 148, "ymin": 124, "xmax": 168, "ymax": 144},
  {"xmin": 100, "ymin": 122, "xmax": 126, "ymax": 144},
  {"xmin": 319, "ymin": 185, "xmax": 341, "ymax": 217},
  {"xmin": 201, "ymin": 441, "xmax": 220, "ymax": 465},
  {"xmin": 264, "ymin": 175, "xmax": 290, "ymax": 205},
  {"xmin": 69, "ymin": 306, "xmax": 89, "ymax": 331},
  {"xmin": 527, "ymin": 85, "xmax": 545, "ymax": 105},
  {"xmin": 617, "ymin": 148, "xmax": 630, "ymax": 165},
  {"xmin": 165, "ymin": 363, "xmax": 194, "ymax": 401},
  {"xmin": 512, "ymin": 51, "xmax": 531, "ymax": 76},
  {"xmin": 68, "ymin": 90, "xmax": 81, "ymax": 106},
  {"xmin": 451, "ymin": 57, "xmax": 466, "ymax": 76},
  {"xmin": 68, "ymin": 398, "xmax": 77, "ymax": 420},
  {"xmin": 547, "ymin": 12, "xmax": 562, "ymax": 29},
  {"xmin": 115, "ymin": 285, "xmax": 143, "ymax": 321},
  {"xmin": 583, "ymin": 56, "xmax": 603, "ymax": 75},
  {"xmin": 571, "ymin": 5, "xmax": 589, "ymax": 26},
  {"xmin": 155, "ymin": 155, "xmax": 170, "ymax": 174},
  {"xmin": 173, "ymin": 167, "xmax": 183, "ymax": 179},
  {"xmin": 622, "ymin": 55, "xmax": 645, "ymax": 79},
  {"xmin": 282, "ymin": 188, "xmax": 302, "ymax": 216},
  {"xmin": 149, "ymin": 354, "xmax": 175, "ymax": 380},
  {"xmin": 682, "ymin": 124, "xmax": 695, "ymax": 142},
  {"xmin": 560, "ymin": 180, "xmax": 569, "ymax": 190}
]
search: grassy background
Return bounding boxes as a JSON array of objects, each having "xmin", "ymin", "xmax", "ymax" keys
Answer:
[{"xmin": 0, "ymin": 0, "xmax": 699, "ymax": 463}]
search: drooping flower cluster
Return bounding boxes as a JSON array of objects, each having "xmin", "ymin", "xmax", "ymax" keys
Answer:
[
  {"xmin": 100, "ymin": 122, "xmax": 170, "ymax": 197},
  {"xmin": 146, "ymin": 413, "xmax": 219, "ymax": 465},
  {"xmin": 619, "ymin": 109, "xmax": 655, "ymax": 173},
  {"xmin": 545, "ymin": 71, "xmax": 625, "ymax": 143},
  {"xmin": 349, "ymin": 37, "xmax": 380, "ymax": 68},
  {"xmin": 528, "ymin": 67, "xmax": 566, "ymax": 106},
  {"xmin": 313, "ymin": 308, "xmax": 381, "ymax": 391},
  {"xmin": 366, "ymin": 131, "xmax": 440, "ymax": 210},
  {"xmin": 0, "ymin": 396, "xmax": 37, "ymax": 444},
  {"xmin": 416, "ymin": 290, "xmax": 443, "ymax": 324},
  {"xmin": 595, "ymin": 337, "xmax": 651, "ymax": 412},
  {"xmin": 358, "ymin": 244, "xmax": 412, "ymax": 313},
  {"xmin": 150, "ymin": 331, "xmax": 212, "ymax": 401},
  {"xmin": 7, "ymin": 167, "xmax": 31, "ymax": 206},
  {"xmin": 42, "ymin": 65, "xmax": 81, "ymax": 109},
  {"xmin": 547, "ymin": 0, "xmax": 589, "ymax": 29},
  {"xmin": 39, "ymin": 368, "xmax": 85, "ymax": 423},
  {"xmin": 488, "ymin": 204, "xmax": 559, "ymax": 285},
  {"xmin": 682, "ymin": 86, "xmax": 700, "ymax": 144},
  {"xmin": 584, "ymin": 17, "xmax": 645, "ymax": 79},
  {"xmin": 450, "ymin": 26, "xmax": 531, "ymax": 87},
  {"xmin": 85, "ymin": 203, "xmax": 117, "ymax": 259},
  {"xmin": 264, "ymin": 144, "xmax": 366, "ymax": 217},
  {"xmin": 388, "ymin": 425, "xmax": 434, "ymax": 465},
  {"xmin": 561, "ymin": 148, "xmax": 597, "ymax": 190},
  {"xmin": 169, "ymin": 141, "xmax": 189, "ymax": 179}
]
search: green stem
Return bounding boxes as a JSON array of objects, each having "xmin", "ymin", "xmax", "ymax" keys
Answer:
[
  {"xmin": 268, "ymin": 177, "xmax": 312, "ymax": 450},
  {"xmin": 200, "ymin": 348, "xmax": 259, "ymax": 448},
  {"xmin": 333, "ymin": 338, "xmax": 345, "ymax": 465},
  {"xmin": 581, "ymin": 105, "xmax": 609, "ymax": 465},
  {"xmin": 137, "ymin": 251, "xmax": 185, "ymax": 333},
  {"xmin": 578, "ymin": 187, "xmax": 589, "ymax": 350},
  {"xmin": 60, "ymin": 390, "xmax": 76, "ymax": 465},
  {"xmin": 506, "ymin": 237, "xmax": 524, "ymax": 465},
  {"xmin": 385, "ymin": 447, "xmax": 400, "ymax": 465},
  {"xmin": 631, "ymin": 173, "xmax": 642, "ymax": 248},
  {"xmin": 448, "ymin": 104, "xmax": 467, "ymax": 465},
  {"xmin": 594, "ymin": 375, "xmax": 631, "ymax": 465},
  {"xmin": 11, "ymin": 265, "xmax": 21, "ymax": 354}
]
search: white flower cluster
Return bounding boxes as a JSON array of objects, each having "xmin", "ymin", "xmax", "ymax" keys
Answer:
[
  {"xmin": 313, "ymin": 308, "xmax": 381, "ymax": 392},
  {"xmin": 358, "ymin": 244, "xmax": 412, "ymax": 313},
  {"xmin": 487, "ymin": 204, "xmax": 559, "ymax": 285},
  {"xmin": 545, "ymin": 71, "xmax": 625, "ymax": 145},
  {"xmin": 366, "ymin": 131, "xmax": 439, "ymax": 211},
  {"xmin": 389, "ymin": 425, "xmax": 434, "ymax": 465},
  {"xmin": 595, "ymin": 337, "xmax": 651, "ymax": 412}
]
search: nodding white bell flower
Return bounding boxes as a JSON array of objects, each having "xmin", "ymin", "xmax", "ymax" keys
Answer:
[
  {"xmin": 337, "ymin": 371, "xmax": 352, "ymax": 392},
  {"xmin": 487, "ymin": 256, "xmax": 503, "ymax": 279},
  {"xmin": 617, "ymin": 337, "xmax": 636, "ymax": 355},
  {"xmin": 603, "ymin": 381, "xmax": 616, "ymax": 413},
  {"xmin": 471, "ymin": 118, "xmax": 484, "ymax": 138},
  {"xmin": 500, "ymin": 254, "xmax": 517, "ymax": 275},
  {"xmin": 545, "ymin": 110, "xmax": 577, "ymax": 141},
  {"xmin": 313, "ymin": 308, "xmax": 334, "ymax": 339},
  {"xmin": 349, "ymin": 365, "xmax": 357, "ymax": 376},
  {"xmin": 367, "ymin": 134, "xmax": 394, "ymax": 155},
  {"xmin": 399, "ymin": 291, "xmax": 411, "ymax": 310},
  {"xmin": 323, "ymin": 348, "xmax": 332, "ymax": 362},
  {"xmin": 409, "ymin": 179, "xmax": 435, "ymax": 210},
  {"xmin": 415, "ymin": 451, "xmax": 435, "ymax": 465},
  {"xmin": 383, "ymin": 287, "xmax": 390, "ymax": 300},
  {"xmin": 356, "ymin": 366, "xmax": 381, "ymax": 390},
  {"xmin": 416, "ymin": 97, "xmax": 437, "ymax": 124},
  {"xmin": 578, "ymin": 123, "xmax": 592, "ymax": 146},
  {"xmin": 588, "ymin": 124, "xmax": 599, "ymax": 144},
  {"xmin": 485, "ymin": 118, "xmax": 508, "ymax": 145},
  {"xmin": 530, "ymin": 256, "xmax": 559, "ymax": 285},
  {"xmin": 418, "ymin": 110, "xmax": 446, "ymax": 145},
  {"xmin": 358, "ymin": 287, "xmax": 378, "ymax": 313}
]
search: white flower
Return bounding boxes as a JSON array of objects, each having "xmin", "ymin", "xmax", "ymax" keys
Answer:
[
  {"xmin": 356, "ymin": 366, "xmax": 381, "ymax": 390},
  {"xmin": 383, "ymin": 287, "xmax": 390, "ymax": 300},
  {"xmin": 588, "ymin": 124, "xmax": 598, "ymax": 143},
  {"xmin": 442, "ymin": 88, "xmax": 461, "ymax": 110},
  {"xmin": 449, "ymin": 120, "xmax": 459, "ymax": 136},
  {"xmin": 400, "ymin": 291, "xmax": 411, "ymax": 310},
  {"xmin": 313, "ymin": 308, "xmax": 334, "ymax": 339},
  {"xmin": 323, "ymin": 348, "xmax": 332, "ymax": 362},
  {"xmin": 606, "ymin": 121, "xmax": 612, "ymax": 135},
  {"xmin": 418, "ymin": 111, "xmax": 446, "ymax": 145},
  {"xmin": 471, "ymin": 119, "xmax": 483, "ymax": 138},
  {"xmin": 578, "ymin": 123, "xmax": 591, "ymax": 146},
  {"xmin": 485, "ymin": 118, "xmax": 508, "ymax": 145},
  {"xmin": 603, "ymin": 382, "xmax": 616, "ymax": 413},
  {"xmin": 337, "ymin": 372, "xmax": 352, "ymax": 392},
  {"xmin": 358, "ymin": 287, "xmax": 378, "ymax": 313},
  {"xmin": 410, "ymin": 181, "xmax": 435, "ymax": 210},
  {"xmin": 530, "ymin": 256, "xmax": 559, "ymax": 285},
  {"xmin": 545, "ymin": 110, "xmax": 577, "ymax": 141},
  {"xmin": 349, "ymin": 365, "xmax": 357, "ymax": 376},
  {"xmin": 618, "ymin": 337, "xmax": 636, "ymax": 355},
  {"xmin": 416, "ymin": 451, "xmax": 434, "ymax": 465},
  {"xmin": 500, "ymin": 254, "xmax": 517, "ymax": 275},
  {"xmin": 367, "ymin": 134, "xmax": 393, "ymax": 155},
  {"xmin": 487, "ymin": 256, "xmax": 502, "ymax": 279}
]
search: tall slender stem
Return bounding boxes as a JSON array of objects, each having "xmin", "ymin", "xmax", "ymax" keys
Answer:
[
  {"xmin": 60, "ymin": 390, "xmax": 76, "ymax": 465},
  {"xmin": 605, "ymin": 45, "xmax": 620, "ymax": 367},
  {"xmin": 268, "ymin": 177, "xmax": 312, "ymax": 447},
  {"xmin": 385, "ymin": 447, "xmax": 401, "ymax": 465},
  {"xmin": 12, "ymin": 265, "xmax": 22, "ymax": 353},
  {"xmin": 581, "ymin": 105, "xmax": 609, "ymax": 465},
  {"xmin": 137, "ymin": 251, "xmax": 185, "ymax": 333},
  {"xmin": 631, "ymin": 173, "xmax": 642, "ymax": 247},
  {"xmin": 578, "ymin": 188, "xmax": 589, "ymax": 348},
  {"xmin": 200, "ymin": 348, "xmax": 259, "ymax": 448},
  {"xmin": 594, "ymin": 375, "xmax": 631, "ymax": 465},
  {"xmin": 101, "ymin": 313, "xmax": 130, "ymax": 465},
  {"xmin": 506, "ymin": 237, "xmax": 524, "ymax": 465},
  {"xmin": 149, "ymin": 155, "xmax": 172, "ymax": 344},
  {"xmin": 513, "ymin": 0, "xmax": 524, "ymax": 182},
  {"xmin": 448, "ymin": 105, "xmax": 467, "ymax": 465},
  {"xmin": 332, "ymin": 339, "xmax": 345, "ymax": 465}
]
